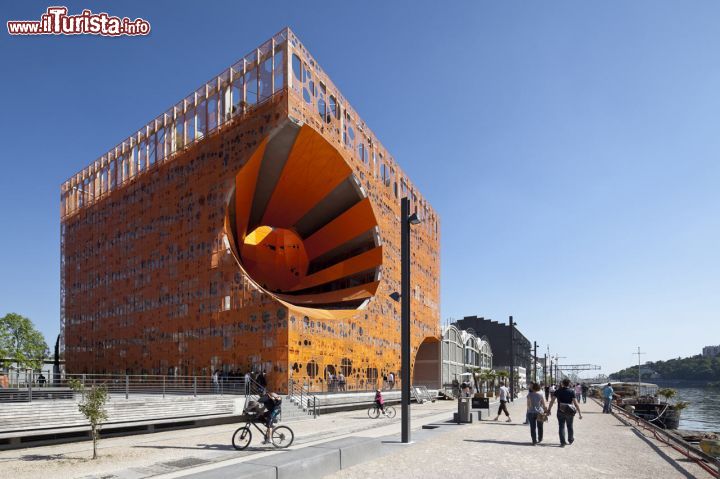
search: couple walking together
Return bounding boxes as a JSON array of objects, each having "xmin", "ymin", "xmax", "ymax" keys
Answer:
[{"xmin": 526, "ymin": 379, "xmax": 583, "ymax": 446}]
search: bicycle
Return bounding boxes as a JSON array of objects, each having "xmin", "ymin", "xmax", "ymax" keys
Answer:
[
  {"xmin": 367, "ymin": 403, "xmax": 396, "ymax": 419},
  {"xmin": 231, "ymin": 411, "xmax": 294, "ymax": 450}
]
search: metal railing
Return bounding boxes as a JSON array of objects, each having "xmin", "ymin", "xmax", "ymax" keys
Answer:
[
  {"xmin": 605, "ymin": 398, "xmax": 720, "ymax": 477},
  {"xmin": 0, "ymin": 371, "xmax": 248, "ymax": 403},
  {"xmin": 288, "ymin": 379, "xmax": 318, "ymax": 418},
  {"xmin": 299, "ymin": 376, "xmax": 401, "ymax": 394}
]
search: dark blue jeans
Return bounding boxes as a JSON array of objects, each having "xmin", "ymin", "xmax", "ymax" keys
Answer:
[
  {"xmin": 603, "ymin": 397, "xmax": 612, "ymax": 413},
  {"xmin": 557, "ymin": 412, "xmax": 574, "ymax": 445},
  {"xmin": 527, "ymin": 412, "xmax": 544, "ymax": 443}
]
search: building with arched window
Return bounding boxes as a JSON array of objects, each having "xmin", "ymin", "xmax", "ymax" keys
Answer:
[{"xmin": 441, "ymin": 325, "xmax": 492, "ymax": 392}]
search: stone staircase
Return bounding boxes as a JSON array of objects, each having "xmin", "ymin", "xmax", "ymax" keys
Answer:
[{"xmin": 0, "ymin": 394, "xmax": 245, "ymax": 449}]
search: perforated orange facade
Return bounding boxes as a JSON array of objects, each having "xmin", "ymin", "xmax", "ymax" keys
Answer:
[{"xmin": 60, "ymin": 28, "xmax": 440, "ymax": 393}]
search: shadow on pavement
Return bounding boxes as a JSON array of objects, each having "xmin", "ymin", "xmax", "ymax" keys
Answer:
[
  {"xmin": 463, "ymin": 439, "xmax": 534, "ymax": 447},
  {"xmin": 480, "ymin": 421, "xmax": 528, "ymax": 427},
  {"xmin": 629, "ymin": 430, "xmax": 698, "ymax": 479},
  {"xmin": 133, "ymin": 443, "xmax": 253, "ymax": 452},
  {"xmin": 19, "ymin": 454, "xmax": 87, "ymax": 461}
]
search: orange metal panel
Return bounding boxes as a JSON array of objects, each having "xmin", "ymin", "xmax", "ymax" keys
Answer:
[
  {"xmin": 261, "ymin": 125, "xmax": 351, "ymax": 228},
  {"xmin": 234, "ymin": 139, "xmax": 267, "ymax": 241},
  {"xmin": 276, "ymin": 281, "xmax": 379, "ymax": 305},
  {"xmin": 303, "ymin": 198, "xmax": 376, "ymax": 260},
  {"xmin": 288, "ymin": 246, "xmax": 382, "ymax": 292}
]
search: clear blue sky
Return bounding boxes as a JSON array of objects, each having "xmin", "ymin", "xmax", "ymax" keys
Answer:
[{"xmin": 1, "ymin": 1, "xmax": 719, "ymax": 375}]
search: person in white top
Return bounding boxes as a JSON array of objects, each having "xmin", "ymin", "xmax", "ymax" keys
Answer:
[{"xmin": 494, "ymin": 381, "xmax": 512, "ymax": 422}]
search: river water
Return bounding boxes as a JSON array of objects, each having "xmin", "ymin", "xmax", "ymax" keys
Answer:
[{"xmin": 675, "ymin": 387, "xmax": 720, "ymax": 432}]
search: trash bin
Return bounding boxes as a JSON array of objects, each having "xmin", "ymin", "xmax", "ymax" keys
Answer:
[{"xmin": 455, "ymin": 397, "xmax": 472, "ymax": 423}]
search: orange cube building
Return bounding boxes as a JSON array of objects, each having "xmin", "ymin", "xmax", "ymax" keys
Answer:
[{"xmin": 60, "ymin": 28, "xmax": 440, "ymax": 393}]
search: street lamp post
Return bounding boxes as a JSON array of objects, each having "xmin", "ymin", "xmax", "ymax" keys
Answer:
[
  {"xmin": 509, "ymin": 316, "xmax": 514, "ymax": 402},
  {"xmin": 533, "ymin": 341, "xmax": 538, "ymax": 384},
  {"xmin": 400, "ymin": 197, "xmax": 420, "ymax": 444}
]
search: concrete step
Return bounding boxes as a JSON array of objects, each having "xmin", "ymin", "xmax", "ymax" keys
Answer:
[{"xmin": 0, "ymin": 396, "xmax": 244, "ymax": 433}]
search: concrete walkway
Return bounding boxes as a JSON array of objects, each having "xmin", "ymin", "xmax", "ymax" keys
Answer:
[
  {"xmin": 0, "ymin": 397, "xmax": 711, "ymax": 478},
  {"xmin": 0, "ymin": 399, "xmax": 457, "ymax": 479},
  {"xmin": 329, "ymin": 398, "xmax": 710, "ymax": 479}
]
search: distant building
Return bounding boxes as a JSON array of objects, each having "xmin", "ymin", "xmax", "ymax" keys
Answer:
[
  {"xmin": 453, "ymin": 316, "xmax": 532, "ymax": 375},
  {"xmin": 438, "ymin": 325, "xmax": 492, "ymax": 392},
  {"xmin": 703, "ymin": 345, "xmax": 720, "ymax": 358}
]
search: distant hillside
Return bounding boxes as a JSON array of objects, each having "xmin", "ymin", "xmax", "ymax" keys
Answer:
[{"xmin": 610, "ymin": 354, "xmax": 720, "ymax": 381}]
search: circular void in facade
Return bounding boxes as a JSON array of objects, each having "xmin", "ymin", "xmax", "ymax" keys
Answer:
[
  {"xmin": 227, "ymin": 121, "xmax": 382, "ymax": 310},
  {"xmin": 240, "ymin": 226, "xmax": 309, "ymax": 292}
]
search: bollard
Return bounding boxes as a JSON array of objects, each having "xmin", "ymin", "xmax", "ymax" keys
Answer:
[
  {"xmin": 125, "ymin": 375, "xmax": 129, "ymax": 399},
  {"xmin": 28, "ymin": 370, "xmax": 33, "ymax": 403},
  {"xmin": 163, "ymin": 377, "xmax": 166, "ymax": 399},
  {"xmin": 193, "ymin": 376, "xmax": 197, "ymax": 397}
]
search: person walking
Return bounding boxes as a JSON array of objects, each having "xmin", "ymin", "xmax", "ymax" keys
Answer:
[
  {"xmin": 526, "ymin": 382, "xmax": 548, "ymax": 445},
  {"xmin": 574, "ymin": 382, "xmax": 582, "ymax": 402},
  {"xmin": 338, "ymin": 372, "xmax": 346, "ymax": 391},
  {"xmin": 581, "ymin": 383, "xmax": 589, "ymax": 403},
  {"xmin": 547, "ymin": 378, "xmax": 583, "ymax": 447},
  {"xmin": 257, "ymin": 370, "xmax": 267, "ymax": 394},
  {"xmin": 602, "ymin": 383, "xmax": 614, "ymax": 413},
  {"xmin": 388, "ymin": 372, "xmax": 395, "ymax": 390},
  {"xmin": 244, "ymin": 370, "xmax": 251, "ymax": 395},
  {"xmin": 494, "ymin": 381, "xmax": 512, "ymax": 422},
  {"xmin": 212, "ymin": 369, "xmax": 220, "ymax": 394},
  {"xmin": 544, "ymin": 384, "xmax": 550, "ymax": 401}
]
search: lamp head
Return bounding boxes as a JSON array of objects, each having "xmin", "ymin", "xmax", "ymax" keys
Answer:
[
  {"xmin": 389, "ymin": 291, "xmax": 401, "ymax": 302},
  {"xmin": 408, "ymin": 213, "xmax": 421, "ymax": 225}
]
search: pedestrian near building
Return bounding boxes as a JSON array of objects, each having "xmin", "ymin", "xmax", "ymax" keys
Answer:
[
  {"xmin": 602, "ymin": 383, "xmax": 614, "ymax": 413},
  {"xmin": 526, "ymin": 382, "xmax": 548, "ymax": 445},
  {"xmin": 388, "ymin": 372, "xmax": 395, "ymax": 390},
  {"xmin": 581, "ymin": 383, "xmax": 588, "ymax": 403},
  {"xmin": 244, "ymin": 370, "xmax": 251, "ymax": 395},
  {"xmin": 338, "ymin": 372, "xmax": 346, "ymax": 391},
  {"xmin": 494, "ymin": 381, "xmax": 512, "ymax": 422},
  {"xmin": 574, "ymin": 382, "xmax": 582, "ymax": 402},
  {"xmin": 547, "ymin": 378, "xmax": 583, "ymax": 447},
  {"xmin": 212, "ymin": 370, "xmax": 220, "ymax": 393},
  {"xmin": 257, "ymin": 371, "xmax": 267, "ymax": 394}
]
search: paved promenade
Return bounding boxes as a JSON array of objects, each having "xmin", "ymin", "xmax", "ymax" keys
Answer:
[
  {"xmin": 0, "ymin": 400, "xmax": 457, "ymax": 479},
  {"xmin": 0, "ymin": 397, "xmax": 711, "ymax": 478},
  {"xmin": 330, "ymin": 398, "xmax": 709, "ymax": 479}
]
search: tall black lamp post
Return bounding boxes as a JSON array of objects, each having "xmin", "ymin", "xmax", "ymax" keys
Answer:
[
  {"xmin": 400, "ymin": 197, "xmax": 421, "ymax": 443},
  {"xmin": 509, "ymin": 316, "xmax": 515, "ymax": 402}
]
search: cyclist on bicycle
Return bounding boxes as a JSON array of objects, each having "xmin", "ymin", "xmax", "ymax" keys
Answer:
[
  {"xmin": 374, "ymin": 389, "xmax": 386, "ymax": 415},
  {"xmin": 258, "ymin": 392, "xmax": 282, "ymax": 444}
]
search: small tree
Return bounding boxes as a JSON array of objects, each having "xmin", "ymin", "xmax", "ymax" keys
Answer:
[
  {"xmin": 69, "ymin": 379, "xmax": 109, "ymax": 459},
  {"xmin": 0, "ymin": 313, "xmax": 49, "ymax": 371},
  {"xmin": 657, "ymin": 388, "xmax": 677, "ymax": 404}
]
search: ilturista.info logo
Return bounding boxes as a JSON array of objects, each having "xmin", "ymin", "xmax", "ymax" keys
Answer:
[{"xmin": 7, "ymin": 6, "xmax": 151, "ymax": 36}]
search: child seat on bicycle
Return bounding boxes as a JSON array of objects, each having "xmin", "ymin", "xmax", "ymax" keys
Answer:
[{"xmin": 259, "ymin": 392, "xmax": 282, "ymax": 427}]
